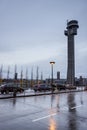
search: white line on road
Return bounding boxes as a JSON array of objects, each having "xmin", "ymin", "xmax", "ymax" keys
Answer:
[
  {"xmin": 70, "ymin": 105, "xmax": 82, "ymax": 110},
  {"xmin": 32, "ymin": 113, "xmax": 57, "ymax": 122},
  {"xmin": 32, "ymin": 105, "xmax": 83, "ymax": 122}
]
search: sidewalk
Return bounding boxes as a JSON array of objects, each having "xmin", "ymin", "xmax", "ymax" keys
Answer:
[{"xmin": 0, "ymin": 88, "xmax": 85, "ymax": 99}]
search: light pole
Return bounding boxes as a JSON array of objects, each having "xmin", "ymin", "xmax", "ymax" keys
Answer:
[{"xmin": 50, "ymin": 61, "xmax": 55, "ymax": 85}]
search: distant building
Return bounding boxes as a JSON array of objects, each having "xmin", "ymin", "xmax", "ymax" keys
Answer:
[
  {"xmin": 54, "ymin": 79, "xmax": 66, "ymax": 85},
  {"xmin": 57, "ymin": 71, "xmax": 60, "ymax": 80},
  {"xmin": 75, "ymin": 76, "xmax": 87, "ymax": 86},
  {"xmin": 79, "ymin": 76, "xmax": 83, "ymax": 86}
]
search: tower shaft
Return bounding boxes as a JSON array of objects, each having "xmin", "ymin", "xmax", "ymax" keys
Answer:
[
  {"xmin": 64, "ymin": 20, "xmax": 79, "ymax": 86},
  {"xmin": 67, "ymin": 35, "xmax": 75, "ymax": 85}
]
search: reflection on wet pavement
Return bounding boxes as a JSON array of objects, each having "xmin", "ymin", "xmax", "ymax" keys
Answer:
[{"xmin": 0, "ymin": 92, "xmax": 87, "ymax": 130}]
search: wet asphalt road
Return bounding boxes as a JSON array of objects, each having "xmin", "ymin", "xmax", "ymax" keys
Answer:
[{"xmin": 0, "ymin": 91, "xmax": 87, "ymax": 130}]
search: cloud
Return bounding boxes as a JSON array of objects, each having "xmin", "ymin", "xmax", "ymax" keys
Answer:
[{"xmin": 0, "ymin": 0, "xmax": 87, "ymax": 78}]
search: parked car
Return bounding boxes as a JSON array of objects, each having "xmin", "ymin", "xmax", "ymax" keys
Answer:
[
  {"xmin": 0, "ymin": 84, "xmax": 5, "ymax": 92},
  {"xmin": 65, "ymin": 84, "xmax": 76, "ymax": 90},
  {"xmin": 50, "ymin": 83, "xmax": 67, "ymax": 91},
  {"xmin": 0, "ymin": 83, "xmax": 24, "ymax": 94},
  {"xmin": 84, "ymin": 87, "xmax": 87, "ymax": 91},
  {"xmin": 33, "ymin": 84, "xmax": 52, "ymax": 92},
  {"xmin": 56, "ymin": 84, "xmax": 66, "ymax": 90}
]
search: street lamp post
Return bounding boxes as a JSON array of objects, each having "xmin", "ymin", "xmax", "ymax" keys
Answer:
[{"xmin": 50, "ymin": 61, "xmax": 55, "ymax": 85}]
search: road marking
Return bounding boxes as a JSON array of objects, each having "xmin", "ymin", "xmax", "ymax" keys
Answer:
[
  {"xmin": 70, "ymin": 105, "xmax": 82, "ymax": 110},
  {"xmin": 32, "ymin": 105, "xmax": 83, "ymax": 122},
  {"xmin": 32, "ymin": 113, "xmax": 57, "ymax": 122}
]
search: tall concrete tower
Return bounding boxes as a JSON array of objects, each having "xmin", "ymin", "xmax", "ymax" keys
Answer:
[{"xmin": 64, "ymin": 20, "xmax": 79, "ymax": 86}]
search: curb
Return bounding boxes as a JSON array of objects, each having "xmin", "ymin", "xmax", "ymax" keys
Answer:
[{"xmin": 0, "ymin": 90, "xmax": 84, "ymax": 99}]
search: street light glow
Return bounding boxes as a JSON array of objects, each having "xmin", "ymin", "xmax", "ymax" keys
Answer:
[{"xmin": 50, "ymin": 61, "xmax": 55, "ymax": 65}]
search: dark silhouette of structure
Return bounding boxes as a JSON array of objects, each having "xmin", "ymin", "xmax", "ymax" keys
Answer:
[
  {"xmin": 64, "ymin": 20, "xmax": 79, "ymax": 85},
  {"xmin": 57, "ymin": 71, "xmax": 60, "ymax": 80}
]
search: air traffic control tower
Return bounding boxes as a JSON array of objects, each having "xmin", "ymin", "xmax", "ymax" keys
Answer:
[{"xmin": 64, "ymin": 20, "xmax": 79, "ymax": 86}]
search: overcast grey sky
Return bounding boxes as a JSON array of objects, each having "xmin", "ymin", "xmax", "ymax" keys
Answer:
[{"xmin": 0, "ymin": 0, "xmax": 87, "ymax": 79}]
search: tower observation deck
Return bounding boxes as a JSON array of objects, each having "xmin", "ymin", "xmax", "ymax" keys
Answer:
[{"xmin": 64, "ymin": 20, "xmax": 79, "ymax": 86}]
